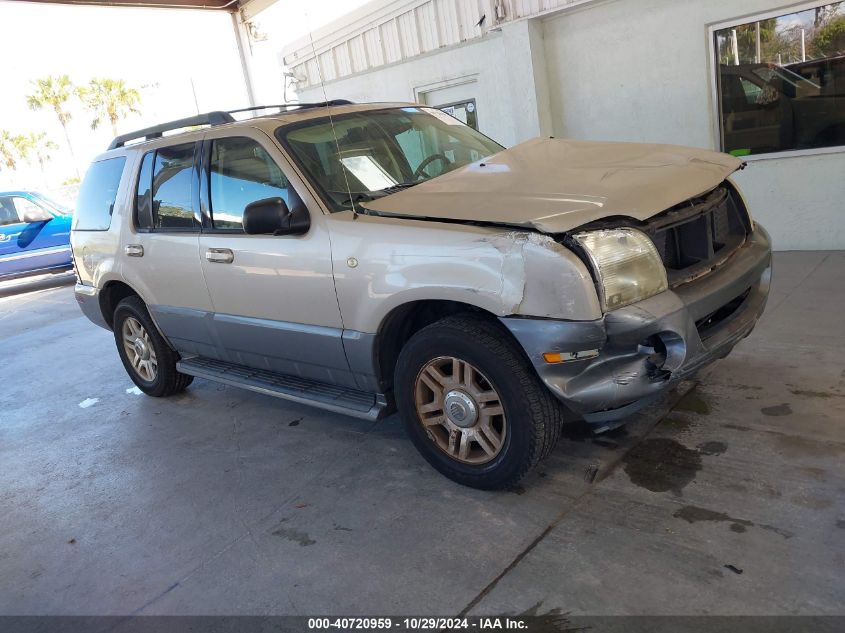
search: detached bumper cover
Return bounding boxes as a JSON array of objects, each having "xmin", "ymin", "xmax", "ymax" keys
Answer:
[{"xmin": 502, "ymin": 225, "xmax": 772, "ymax": 427}]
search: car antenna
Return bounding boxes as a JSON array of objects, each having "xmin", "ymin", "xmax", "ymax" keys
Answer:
[{"xmin": 307, "ymin": 18, "xmax": 358, "ymax": 220}]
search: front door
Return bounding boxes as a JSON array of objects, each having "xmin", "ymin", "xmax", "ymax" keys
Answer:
[
  {"xmin": 197, "ymin": 130, "xmax": 354, "ymax": 387},
  {"xmin": 0, "ymin": 195, "xmax": 71, "ymax": 277}
]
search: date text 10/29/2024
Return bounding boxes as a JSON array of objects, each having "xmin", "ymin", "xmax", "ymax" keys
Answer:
[{"xmin": 308, "ymin": 618, "xmax": 529, "ymax": 630}]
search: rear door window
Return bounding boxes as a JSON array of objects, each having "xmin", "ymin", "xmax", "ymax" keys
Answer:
[
  {"xmin": 73, "ymin": 157, "xmax": 127, "ymax": 231},
  {"xmin": 151, "ymin": 143, "xmax": 197, "ymax": 230},
  {"xmin": 134, "ymin": 152, "xmax": 154, "ymax": 229}
]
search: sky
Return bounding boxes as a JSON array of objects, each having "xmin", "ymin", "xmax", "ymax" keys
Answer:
[{"xmin": 0, "ymin": 0, "xmax": 369, "ymax": 193}]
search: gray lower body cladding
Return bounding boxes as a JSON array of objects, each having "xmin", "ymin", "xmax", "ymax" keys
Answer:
[{"xmin": 502, "ymin": 225, "xmax": 772, "ymax": 429}]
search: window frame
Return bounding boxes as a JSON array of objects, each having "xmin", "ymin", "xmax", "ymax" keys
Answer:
[
  {"xmin": 198, "ymin": 135, "xmax": 304, "ymax": 235},
  {"xmin": 133, "ymin": 141, "xmax": 202, "ymax": 233},
  {"xmin": 708, "ymin": 0, "xmax": 845, "ymax": 161}
]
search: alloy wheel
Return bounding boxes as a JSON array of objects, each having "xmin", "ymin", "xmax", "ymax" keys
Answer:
[
  {"xmin": 122, "ymin": 316, "xmax": 158, "ymax": 382},
  {"xmin": 414, "ymin": 356, "xmax": 507, "ymax": 465}
]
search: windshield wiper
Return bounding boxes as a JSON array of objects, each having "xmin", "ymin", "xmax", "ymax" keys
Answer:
[
  {"xmin": 339, "ymin": 192, "xmax": 377, "ymax": 206},
  {"xmin": 380, "ymin": 182, "xmax": 420, "ymax": 194}
]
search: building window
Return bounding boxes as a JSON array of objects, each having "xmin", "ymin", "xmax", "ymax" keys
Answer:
[{"xmin": 714, "ymin": 1, "xmax": 845, "ymax": 156}]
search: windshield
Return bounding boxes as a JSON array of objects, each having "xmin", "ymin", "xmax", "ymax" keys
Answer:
[{"xmin": 277, "ymin": 107, "xmax": 504, "ymax": 211}]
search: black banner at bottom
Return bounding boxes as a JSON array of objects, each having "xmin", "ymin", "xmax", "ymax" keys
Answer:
[{"xmin": 0, "ymin": 616, "xmax": 840, "ymax": 633}]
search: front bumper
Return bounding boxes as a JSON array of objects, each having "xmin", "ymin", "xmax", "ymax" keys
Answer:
[{"xmin": 502, "ymin": 225, "xmax": 772, "ymax": 430}]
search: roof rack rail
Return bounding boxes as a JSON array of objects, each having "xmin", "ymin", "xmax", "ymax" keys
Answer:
[
  {"xmin": 107, "ymin": 100, "xmax": 355, "ymax": 150},
  {"xmin": 107, "ymin": 112, "xmax": 233, "ymax": 150},
  {"xmin": 226, "ymin": 100, "xmax": 354, "ymax": 116}
]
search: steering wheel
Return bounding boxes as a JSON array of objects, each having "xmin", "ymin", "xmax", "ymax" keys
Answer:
[{"xmin": 413, "ymin": 153, "xmax": 452, "ymax": 180}]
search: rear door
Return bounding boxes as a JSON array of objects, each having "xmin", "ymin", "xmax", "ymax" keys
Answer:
[
  {"xmin": 196, "ymin": 129, "xmax": 354, "ymax": 387},
  {"xmin": 120, "ymin": 141, "xmax": 217, "ymax": 357},
  {"xmin": 0, "ymin": 195, "xmax": 71, "ymax": 277}
]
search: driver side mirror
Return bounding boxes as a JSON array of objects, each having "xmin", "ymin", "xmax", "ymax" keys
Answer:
[
  {"xmin": 23, "ymin": 208, "xmax": 53, "ymax": 223},
  {"xmin": 242, "ymin": 195, "xmax": 310, "ymax": 236}
]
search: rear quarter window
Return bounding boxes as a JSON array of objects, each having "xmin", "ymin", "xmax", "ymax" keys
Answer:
[{"xmin": 72, "ymin": 156, "xmax": 127, "ymax": 231}]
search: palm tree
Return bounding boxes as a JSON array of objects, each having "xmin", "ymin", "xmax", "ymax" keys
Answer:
[
  {"xmin": 12, "ymin": 134, "xmax": 33, "ymax": 165},
  {"xmin": 26, "ymin": 75, "xmax": 79, "ymax": 177},
  {"xmin": 0, "ymin": 130, "xmax": 17, "ymax": 170},
  {"xmin": 24, "ymin": 132, "xmax": 59, "ymax": 184},
  {"xmin": 78, "ymin": 78, "xmax": 141, "ymax": 137}
]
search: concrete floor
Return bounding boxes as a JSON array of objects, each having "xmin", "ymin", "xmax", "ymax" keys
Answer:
[{"xmin": 0, "ymin": 253, "xmax": 842, "ymax": 616}]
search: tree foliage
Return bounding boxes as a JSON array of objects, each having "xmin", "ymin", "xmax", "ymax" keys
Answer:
[
  {"xmin": 0, "ymin": 130, "xmax": 17, "ymax": 171},
  {"xmin": 811, "ymin": 15, "xmax": 845, "ymax": 56},
  {"xmin": 26, "ymin": 75, "xmax": 78, "ymax": 175},
  {"xmin": 26, "ymin": 75, "xmax": 74, "ymax": 127},
  {"xmin": 77, "ymin": 78, "xmax": 141, "ymax": 136}
]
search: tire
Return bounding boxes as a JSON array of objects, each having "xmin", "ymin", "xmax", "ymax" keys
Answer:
[
  {"xmin": 394, "ymin": 314, "xmax": 563, "ymax": 489},
  {"xmin": 113, "ymin": 295, "xmax": 193, "ymax": 397}
]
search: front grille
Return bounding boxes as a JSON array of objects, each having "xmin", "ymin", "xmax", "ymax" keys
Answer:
[{"xmin": 644, "ymin": 185, "xmax": 749, "ymax": 287}]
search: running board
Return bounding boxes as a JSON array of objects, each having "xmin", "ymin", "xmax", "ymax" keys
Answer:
[{"xmin": 176, "ymin": 357, "xmax": 389, "ymax": 421}]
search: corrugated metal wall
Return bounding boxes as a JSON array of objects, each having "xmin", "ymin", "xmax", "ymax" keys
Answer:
[{"xmin": 283, "ymin": 0, "xmax": 586, "ymax": 89}]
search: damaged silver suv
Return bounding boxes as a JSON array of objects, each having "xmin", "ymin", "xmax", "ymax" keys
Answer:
[{"xmin": 71, "ymin": 101, "xmax": 771, "ymax": 489}]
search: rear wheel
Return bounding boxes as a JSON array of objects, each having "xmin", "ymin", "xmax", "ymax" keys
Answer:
[
  {"xmin": 395, "ymin": 314, "xmax": 563, "ymax": 489},
  {"xmin": 113, "ymin": 296, "xmax": 193, "ymax": 397}
]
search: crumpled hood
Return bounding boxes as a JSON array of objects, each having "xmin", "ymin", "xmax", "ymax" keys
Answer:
[{"xmin": 360, "ymin": 137, "xmax": 743, "ymax": 234}]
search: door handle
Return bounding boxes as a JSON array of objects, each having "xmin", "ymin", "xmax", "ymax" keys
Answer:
[
  {"xmin": 206, "ymin": 248, "xmax": 234, "ymax": 264},
  {"xmin": 125, "ymin": 244, "xmax": 144, "ymax": 257}
]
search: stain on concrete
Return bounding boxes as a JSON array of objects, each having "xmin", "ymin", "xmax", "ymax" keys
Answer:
[
  {"xmin": 673, "ymin": 505, "xmax": 794, "ymax": 539},
  {"xmin": 761, "ymin": 403, "xmax": 792, "ymax": 416},
  {"xmin": 662, "ymin": 417, "xmax": 694, "ymax": 431},
  {"xmin": 513, "ymin": 601, "xmax": 575, "ymax": 632},
  {"xmin": 790, "ymin": 495, "xmax": 833, "ymax": 510},
  {"xmin": 697, "ymin": 441, "xmax": 728, "ymax": 456},
  {"xmin": 288, "ymin": 418, "xmax": 302, "ymax": 427},
  {"xmin": 790, "ymin": 389, "xmax": 843, "ymax": 399},
  {"xmin": 675, "ymin": 391, "xmax": 711, "ymax": 415},
  {"xmin": 797, "ymin": 466, "xmax": 827, "ymax": 481},
  {"xmin": 333, "ymin": 523, "xmax": 352, "ymax": 532},
  {"xmin": 623, "ymin": 438, "xmax": 702, "ymax": 494},
  {"xmin": 775, "ymin": 434, "xmax": 843, "ymax": 458},
  {"xmin": 272, "ymin": 526, "xmax": 316, "ymax": 546},
  {"xmin": 722, "ymin": 423, "xmax": 752, "ymax": 432},
  {"xmin": 836, "ymin": 519, "xmax": 845, "ymax": 529}
]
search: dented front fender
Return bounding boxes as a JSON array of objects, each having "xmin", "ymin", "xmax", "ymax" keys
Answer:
[{"xmin": 327, "ymin": 213, "xmax": 602, "ymax": 335}]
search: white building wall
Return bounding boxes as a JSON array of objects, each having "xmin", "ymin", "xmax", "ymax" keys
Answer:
[
  {"xmin": 295, "ymin": 33, "xmax": 524, "ymax": 147},
  {"xmin": 542, "ymin": 0, "xmax": 845, "ymax": 251},
  {"xmin": 288, "ymin": 0, "xmax": 845, "ymax": 250}
]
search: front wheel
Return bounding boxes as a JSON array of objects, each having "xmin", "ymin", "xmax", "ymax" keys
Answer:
[
  {"xmin": 395, "ymin": 315, "xmax": 563, "ymax": 489},
  {"xmin": 113, "ymin": 295, "xmax": 193, "ymax": 397}
]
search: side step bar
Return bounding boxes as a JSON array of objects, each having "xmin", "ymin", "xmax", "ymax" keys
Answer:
[{"xmin": 176, "ymin": 357, "xmax": 389, "ymax": 421}]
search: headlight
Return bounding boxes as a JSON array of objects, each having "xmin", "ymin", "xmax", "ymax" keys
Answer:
[{"xmin": 572, "ymin": 228, "xmax": 668, "ymax": 311}]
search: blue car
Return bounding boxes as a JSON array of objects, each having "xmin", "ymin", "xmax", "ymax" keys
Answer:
[{"xmin": 0, "ymin": 191, "xmax": 73, "ymax": 281}]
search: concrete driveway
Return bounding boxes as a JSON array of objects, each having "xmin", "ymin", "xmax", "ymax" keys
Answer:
[{"xmin": 0, "ymin": 253, "xmax": 842, "ymax": 617}]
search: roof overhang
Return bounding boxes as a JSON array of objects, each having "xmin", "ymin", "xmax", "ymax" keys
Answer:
[{"xmin": 18, "ymin": 0, "xmax": 243, "ymax": 12}]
